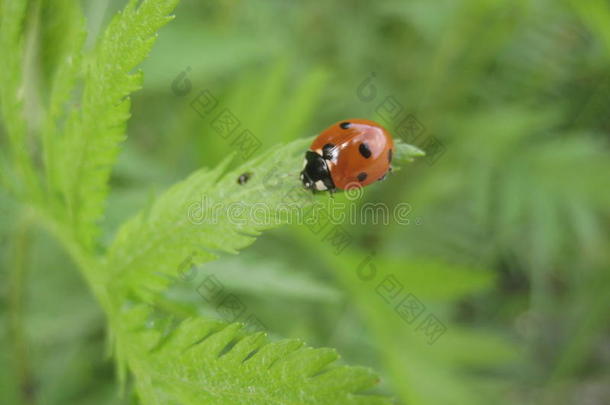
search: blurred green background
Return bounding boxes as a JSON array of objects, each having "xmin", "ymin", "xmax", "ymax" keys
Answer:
[{"xmin": 2, "ymin": 0, "xmax": 610, "ymax": 404}]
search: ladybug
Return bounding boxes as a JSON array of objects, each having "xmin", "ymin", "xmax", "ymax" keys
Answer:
[
  {"xmin": 237, "ymin": 172, "xmax": 252, "ymax": 185},
  {"xmin": 300, "ymin": 119, "xmax": 394, "ymax": 192}
]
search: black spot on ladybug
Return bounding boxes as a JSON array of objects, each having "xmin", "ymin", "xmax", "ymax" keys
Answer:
[
  {"xmin": 359, "ymin": 143, "xmax": 372, "ymax": 159},
  {"xmin": 322, "ymin": 143, "xmax": 335, "ymax": 160},
  {"xmin": 237, "ymin": 172, "xmax": 252, "ymax": 185},
  {"xmin": 357, "ymin": 172, "xmax": 368, "ymax": 182},
  {"xmin": 339, "ymin": 122, "xmax": 351, "ymax": 129},
  {"xmin": 388, "ymin": 148, "xmax": 393, "ymax": 163}
]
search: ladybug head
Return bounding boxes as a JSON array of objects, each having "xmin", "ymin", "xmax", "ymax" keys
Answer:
[{"xmin": 300, "ymin": 151, "xmax": 336, "ymax": 192}]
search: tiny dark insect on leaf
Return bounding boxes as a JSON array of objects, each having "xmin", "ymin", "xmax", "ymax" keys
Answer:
[{"xmin": 237, "ymin": 172, "xmax": 253, "ymax": 185}]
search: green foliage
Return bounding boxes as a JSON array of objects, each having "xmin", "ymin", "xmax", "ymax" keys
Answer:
[
  {"xmin": 107, "ymin": 139, "xmax": 308, "ymax": 303},
  {"xmin": 0, "ymin": 0, "xmax": 30, "ymax": 195},
  {"xmin": 51, "ymin": 0, "xmax": 180, "ymax": 250},
  {"xmin": 2, "ymin": 1, "xmax": 610, "ymax": 405},
  {"xmin": 120, "ymin": 306, "xmax": 390, "ymax": 405},
  {"xmin": 0, "ymin": 1, "xmax": 402, "ymax": 404}
]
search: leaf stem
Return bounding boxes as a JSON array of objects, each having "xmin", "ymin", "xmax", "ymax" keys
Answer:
[{"xmin": 7, "ymin": 212, "xmax": 37, "ymax": 405}]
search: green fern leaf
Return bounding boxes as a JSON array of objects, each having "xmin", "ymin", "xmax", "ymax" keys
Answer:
[
  {"xmin": 107, "ymin": 137, "xmax": 422, "ymax": 302},
  {"xmin": 119, "ymin": 305, "xmax": 391, "ymax": 405},
  {"xmin": 104, "ymin": 137, "xmax": 422, "ymax": 404},
  {"xmin": 54, "ymin": 0, "xmax": 179, "ymax": 249},
  {"xmin": 107, "ymin": 138, "xmax": 312, "ymax": 302},
  {"xmin": 39, "ymin": 0, "xmax": 87, "ymax": 196},
  {"xmin": 0, "ymin": 0, "xmax": 35, "ymax": 196}
]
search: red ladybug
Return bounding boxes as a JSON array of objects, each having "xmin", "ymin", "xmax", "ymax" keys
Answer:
[{"xmin": 300, "ymin": 119, "xmax": 394, "ymax": 192}]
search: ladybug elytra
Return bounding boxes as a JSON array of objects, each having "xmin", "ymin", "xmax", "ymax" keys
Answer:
[{"xmin": 300, "ymin": 119, "xmax": 394, "ymax": 192}]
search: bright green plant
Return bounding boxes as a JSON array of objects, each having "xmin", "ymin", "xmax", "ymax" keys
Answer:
[{"xmin": 0, "ymin": 1, "xmax": 428, "ymax": 403}]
